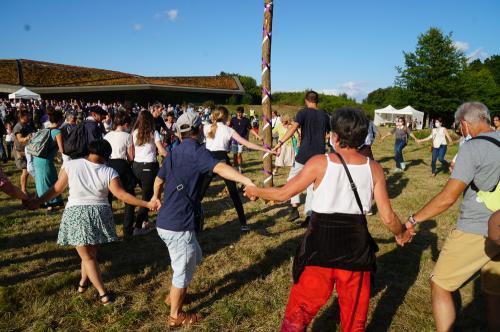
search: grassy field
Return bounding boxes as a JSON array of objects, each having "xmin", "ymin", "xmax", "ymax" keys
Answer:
[{"xmin": 0, "ymin": 129, "xmax": 487, "ymax": 331}]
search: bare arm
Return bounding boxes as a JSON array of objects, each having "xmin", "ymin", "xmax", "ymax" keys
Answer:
[
  {"xmin": 155, "ymin": 140, "xmax": 168, "ymax": 157},
  {"xmin": 231, "ymin": 131, "xmax": 269, "ymax": 153},
  {"xmin": 152, "ymin": 176, "xmax": 165, "ymax": 200},
  {"xmin": 127, "ymin": 144, "xmax": 134, "ymax": 162},
  {"xmin": 16, "ymin": 133, "xmax": 31, "ymax": 144},
  {"xmin": 445, "ymin": 128, "xmax": 453, "ymax": 145},
  {"xmin": 370, "ymin": 161, "xmax": 405, "ymax": 237},
  {"xmin": 213, "ymin": 162, "xmax": 254, "ymax": 187},
  {"xmin": 245, "ymin": 155, "xmax": 325, "ymax": 202},
  {"xmin": 275, "ymin": 122, "xmax": 299, "ymax": 147},
  {"xmin": 35, "ymin": 168, "xmax": 69, "ymax": 206},
  {"xmin": 55, "ymin": 132, "xmax": 64, "ymax": 154},
  {"xmin": 108, "ymin": 177, "xmax": 156, "ymax": 209},
  {"xmin": 1, "ymin": 180, "xmax": 30, "ymax": 200},
  {"xmin": 412, "ymin": 178, "xmax": 466, "ymax": 223}
]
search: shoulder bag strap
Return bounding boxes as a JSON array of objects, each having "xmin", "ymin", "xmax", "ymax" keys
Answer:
[
  {"xmin": 169, "ymin": 154, "xmax": 196, "ymax": 209},
  {"xmin": 333, "ymin": 152, "xmax": 364, "ymax": 214},
  {"xmin": 468, "ymin": 136, "xmax": 500, "ymax": 192}
]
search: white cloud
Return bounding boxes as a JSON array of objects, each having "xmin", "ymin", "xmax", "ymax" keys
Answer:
[
  {"xmin": 167, "ymin": 9, "xmax": 178, "ymax": 21},
  {"xmin": 320, "ymin": 81, "xmax": 369, "ymax": 101},
  {"xmin": 132, "ymin": 23, "xmax": 143, "ymax": 31},
  {"xmin": 453, "ymin": 41, "xmax": 469, "ymax": 52},
  {"xmin": 154, "ymin": 9, "xmax": 179, "ymax": 22},
  {"xmin": 467, "ymin": 48, "xmax": 489, "ymax": 62}
]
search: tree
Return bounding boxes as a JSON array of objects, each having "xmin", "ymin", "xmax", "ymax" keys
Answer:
[
  {"xmin": 396, "ymin": 27, "xmax": 467, "ymax": 118},
  {"xmin": 462, "ymin": 66, "xmax": 500, "ymax": 111},
  {"xmin": 364, "ymin": 86, "xmax": 409, "ymax": 108},
  {"xmin": 218, "ymin": 71, "xmax": 261, "ymax": 104}
]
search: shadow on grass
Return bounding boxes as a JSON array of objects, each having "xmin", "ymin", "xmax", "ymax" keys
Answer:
[
  {"xmin": 0, "ymin": 228, "xmax": 59, "ymax": 251},
  {"xmin": 191, "ymin": 232, "xmax": 302, "ymax": 313},
  {"xmin": 385, "ymin": 172, "xmax": 409, "ymax": 199},
  {"xmin": 311, "ymin": 221, "xmax": 438, "ymax": 331}
]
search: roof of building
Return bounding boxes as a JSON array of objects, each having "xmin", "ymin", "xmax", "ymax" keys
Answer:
[{"xmin": 0, "ymin": 59, "xmax": 244, "ymax": 95}]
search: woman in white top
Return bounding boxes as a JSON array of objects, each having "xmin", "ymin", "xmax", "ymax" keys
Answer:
[
  {"xmin": 245, "ymin": 108, "xmax": 413, "ymax": 331},
  {"xmin": 199, "ymin": 106, "xmax": 271, "ymax": 232},
  {"xmin": 30, "ymin": 139, "xmax": 160, "ymax": 305},
  {"xmin": 104, "ymin": 111, "xmax": 136, "ymax": 238},
  {"xmin": 417, "ymin": 117, "xmax": 453, "ymax": 176},
  {"xmin": 132, "ymin": 111, "xmax": 168, "ymax": 233}
]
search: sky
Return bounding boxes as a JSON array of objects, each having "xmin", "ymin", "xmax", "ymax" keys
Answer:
[{"xmin": 2, "ymin": 0, "xmax": 500, "ymax": 101}]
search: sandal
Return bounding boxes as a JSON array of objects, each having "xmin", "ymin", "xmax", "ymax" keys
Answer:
[
  {"xmin": 168, "ymin": 311, "xmax": 202, "ymax": 328},
  {"xmin": 99, "ymin": 293, "xmax": 112, "ymax": 306},
  {"xmin": 77, "ymin": 283, "xmax": 89, "ymax": 294},
  {"xmin": 164, "ymin": 295, "xmax": 171, "ymax": 306}
]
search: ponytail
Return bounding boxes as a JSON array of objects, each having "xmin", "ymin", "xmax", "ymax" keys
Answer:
[{"xmin": 207, "ymin": 106, "xmax": 229, "ymax": 139}]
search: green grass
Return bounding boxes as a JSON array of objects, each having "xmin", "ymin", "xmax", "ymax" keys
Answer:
[{"xmin": 0, "ymin": 129, "xmax": 486, "ymax": 331}]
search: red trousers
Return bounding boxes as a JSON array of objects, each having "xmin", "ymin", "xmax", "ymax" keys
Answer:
[{"xmin": 281, "ymin": 266, "xmax": 371, "ymax": 332}]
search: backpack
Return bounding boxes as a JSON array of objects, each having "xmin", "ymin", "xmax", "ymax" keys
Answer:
[
  {"xmin": 25, "ymin": 128, "xmax": 52, "ymax": 158},
  {"xmin": 62, "ymin": 122, "xmax": 88, "ymax": 159},
  {"xmin": 469, "ymin": 136, "xmax": 500, "ymax": 212}
]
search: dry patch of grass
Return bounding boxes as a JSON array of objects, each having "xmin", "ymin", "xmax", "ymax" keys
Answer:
[{"xmin": 0, "ymin": 133, "xmax": 485, "ymax": 331}]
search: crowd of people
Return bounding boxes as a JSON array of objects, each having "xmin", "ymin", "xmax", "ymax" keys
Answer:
[{"xmin": 1, "ymin": 93, "xmax": 499, "ymax": 331}]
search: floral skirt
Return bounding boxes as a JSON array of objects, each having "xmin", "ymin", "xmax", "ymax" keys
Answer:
[{"xmin": 57, "ymin": 205, "xmax": 118, "ymax": 246}]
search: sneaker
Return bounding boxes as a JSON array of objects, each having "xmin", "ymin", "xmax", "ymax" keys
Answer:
[
  {"xmin": 393, "ymin": 168, "xmax": 403, "ymax": 173},
  {"xmin": 400, "ymin": 162, "xmax": 406, "ymax": 170},
  {"xmin": 240, "ymin": 225, "xmax": 251, "ymax": 232},
  {"xmin": 366, "ymin": 211, "xmax": 373, "ymax": 216},
  {"xmin": 287, "ymin": 208, "xmax": 300, "ymax": 222}
]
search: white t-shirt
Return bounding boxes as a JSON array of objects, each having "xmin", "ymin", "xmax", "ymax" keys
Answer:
[
  {"xmin": 104, "ymin": 131, "xmax": 132, "ymax": 160},
  {"xmin": 132, "ymin": 129, "xmax": 161, "ymax": 163},
  {"xmin": 203, "ymin": 122, "xmax": 235, "ymax": 151},
  {"xmin": 64, "ymin": 159, "xmax": 118, "ymax": 207}
]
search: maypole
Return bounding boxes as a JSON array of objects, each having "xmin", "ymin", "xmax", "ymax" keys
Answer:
[{"xmin": 261, "ymin": 0, "xmax": 274, "ymax": 187}]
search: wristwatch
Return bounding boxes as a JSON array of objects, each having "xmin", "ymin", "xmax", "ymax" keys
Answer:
[{"xmin": 408, "ymin": 214, "xmax": 417, "ymax": 226}]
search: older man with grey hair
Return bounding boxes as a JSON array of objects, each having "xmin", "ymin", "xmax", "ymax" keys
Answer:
[{"xmin": 403, "ymin": 102, "xmax": 500, "ymax": 331}]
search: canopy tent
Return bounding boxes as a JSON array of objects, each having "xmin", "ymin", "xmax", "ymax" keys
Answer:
[
  {"xmin": 8, "ymin": 87, "xmax": 41, "ymax": 100},
  {"xmin": 374, "ymin": 105, "xmax": 424, "ymax": 129}
]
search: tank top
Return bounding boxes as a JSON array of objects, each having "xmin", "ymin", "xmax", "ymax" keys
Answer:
[
  {"xmin": 432, "ymin": 127, "xmax": 447, "ymax": 148},
  {"xmin": 312, "ymin": 154, "xmax": 373, "ymax": 214}
]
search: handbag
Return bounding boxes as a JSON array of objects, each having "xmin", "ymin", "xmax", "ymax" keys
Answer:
[{"xmin": 169, "ymin": 154, "xmax": 205, "ymax": 233}]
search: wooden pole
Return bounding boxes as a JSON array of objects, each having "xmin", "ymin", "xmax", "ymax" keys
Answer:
[{"xmin": 261, "ymin": 0, "xmax": 274, "ymax": 187}]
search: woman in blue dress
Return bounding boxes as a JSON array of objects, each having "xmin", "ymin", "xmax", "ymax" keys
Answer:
[{"xmin": 33, "ymin": 106, "xmax": 64, "ymax": 211}]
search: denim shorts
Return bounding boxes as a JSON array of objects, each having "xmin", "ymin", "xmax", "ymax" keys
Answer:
[
  {"xmin": 157, "ymin": 228, "xmax": 202, "ymax": 288},
  {"xmin": 231, "ymin": 143, "xmax": 244, "ymax": 154}
]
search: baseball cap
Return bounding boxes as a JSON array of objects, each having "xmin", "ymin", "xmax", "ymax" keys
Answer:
[{"xmin": 177, "ymin": 112, "xmax": 202, "ymax": 132}]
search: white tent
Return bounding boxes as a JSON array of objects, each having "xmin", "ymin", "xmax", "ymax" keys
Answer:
[
  {"xmin": 374, "ymin": 104, "xmax": 424, "ymax": 129},
  {"xmin": 8, "ymin": 87, "xmax": 41, "ymax": 100},
  {"xmin": 373, "ymin": 105, "xmax": 399, "ymax": 126}
]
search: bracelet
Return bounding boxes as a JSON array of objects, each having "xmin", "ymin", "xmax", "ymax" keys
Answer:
[{"xmin": 408, "ymin": 214, "xmax": 417, "ymax": 226}]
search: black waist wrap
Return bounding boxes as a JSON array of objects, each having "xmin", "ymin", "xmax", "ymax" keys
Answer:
[{"xmin": 292, "ymin": 211, "xmax": 379, "ymax": 283}]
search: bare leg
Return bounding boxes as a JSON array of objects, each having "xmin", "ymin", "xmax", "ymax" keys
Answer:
[
  {"xmin": 78, "ymin": 261, "xmax": 89, "ymax": 289},
  {"xmin": 170, "ymin": 285, "xmax": 187, "ymax": 318},
  {"xmin": 431, "ymin": 281, "xmax": 456, "ymax": 332},
  {"xmin": 75, "ymin": 245, "xmax": 107, "ymax": 298},
  {"xmin": 20, "ymin": 169, "xmax": 28, "ymax": 194},
  {"xmin": 485, "ymin": 293, "xmax": 500, "ymax": 331}
]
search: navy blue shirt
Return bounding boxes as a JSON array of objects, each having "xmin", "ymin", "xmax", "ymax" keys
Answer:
[
  {"xmin": 156, "ymin": 138, "xmax": 220, "ymax": 231},
  {"xmin": 294, "ymin": 108, "xmax": 331, "ymax": 164}
]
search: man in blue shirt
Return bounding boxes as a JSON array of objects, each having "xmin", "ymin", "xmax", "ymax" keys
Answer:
[{"xmin": 152, "ymin": 112, "xmax": 254, "ymax": 328}]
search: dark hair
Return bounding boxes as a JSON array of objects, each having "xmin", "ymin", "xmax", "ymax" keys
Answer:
[
  {"xmin": 330, "ymin": 107, "xmax": 369, "ymax": 148},
  {"xmin": 180, "ymin": 126, "xmax": 200, "ymax": 139},
  {"xmin": 166, "ymin": 111, "xmax": 175, "ymax": 118},
  {"xmin": 305, "ymin": 90, "xmax": 319, "ymax": 104},
  {"xmin": 435, "ymin": 117, "xmax": 443, "ymax": 123},
  {"xmin": 133, "ymin": 111, "xmax": 155, "ymax": 146},
  {"xmin": 47, "ymin": 107, "xmax": 63, "ymax": 124},
  {"xmin": 88, "ymin": 139, "xmax": 112, "ymax": 160},
  {"xmin": 18, "ymin": 110, "xmax": 30, "ymax": 119},
  {"xmin": 236, "ymin": 106, "xmax": 244, "ymax": 113},
  {"xmin": 113, "ymin": 111, "xmax": 131, "ymax": 129}
]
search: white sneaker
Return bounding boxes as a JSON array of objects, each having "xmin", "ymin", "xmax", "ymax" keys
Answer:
[
  {"xmin": 400, "ymin": 162, "xmax": 406, "ymax": 170},
  {"xmin": 393, "ymin": 168, "xmax": 403, "ymax": 173}
]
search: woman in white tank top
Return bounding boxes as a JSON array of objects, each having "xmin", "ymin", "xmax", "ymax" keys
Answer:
[
  {"xmin": 417, "ymin": 117, "xmax": 454, "ymax": 176},
  {"xmin": 245, "ymin": 108, "xmax": 414, "ymax": 331}
]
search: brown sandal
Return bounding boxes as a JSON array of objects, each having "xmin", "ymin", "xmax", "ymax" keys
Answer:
[{"xmin": 168, "ymin": 311, "xmax": 202, "ymax": 328}]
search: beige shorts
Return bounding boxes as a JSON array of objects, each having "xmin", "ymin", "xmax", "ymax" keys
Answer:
[{"xmin": 431, "ymin": 229, "xmax": 500, "ymax": 295}]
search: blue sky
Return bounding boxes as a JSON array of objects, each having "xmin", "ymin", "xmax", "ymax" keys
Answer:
[{"xmin": 2, "ymin": 0, "xmax": 499, "ymax": 100}]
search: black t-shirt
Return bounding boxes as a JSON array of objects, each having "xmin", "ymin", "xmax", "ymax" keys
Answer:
[
  {"xmin": 154, "ymin": 116, "xmax": 167, "ymax": 133},
  {"xmin": 294, "ymin": 108, "xmax": 331, "ymax": 164},
  {"xmin": 230, "ymin": 117, "xmax": 251, "ymax": 138}
]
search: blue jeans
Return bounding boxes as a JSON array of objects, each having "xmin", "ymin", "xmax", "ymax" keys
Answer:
[
  {"xmin": 431, "ymin": 145, "xmax": 449, "ymax": 174},
  {"xmin": 394, "ymin": 139, "xmax": 407, "ymax": 169},
  {"xmin": 157, "ymin": 228, "xmax": 202, "ymax": 288}
]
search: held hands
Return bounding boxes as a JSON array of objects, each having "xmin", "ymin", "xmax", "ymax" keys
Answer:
[
  {"xmin": 147, "ymin": 198, "xmax": 162, "ymax": 212},
  {"xmin": 395, "ymin": 223, "xmax": 416, "ymax": 246},
  {"xmin": 22, "ymin": 197, "xmax": 41, "ymax": 210},
  {"xmin": 243, "ymin": 183, "xmax": 258, "ymax": 201}
]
